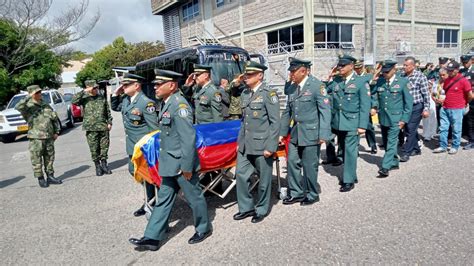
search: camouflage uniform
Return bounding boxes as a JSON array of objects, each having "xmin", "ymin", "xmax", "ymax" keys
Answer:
[
  {"xmin": 15, "ymin": 85, "xmax": 60, "ymax": 181},
  {"xmin": 225, "ymin": 81, "xmax": 245, "ymax": 120}
]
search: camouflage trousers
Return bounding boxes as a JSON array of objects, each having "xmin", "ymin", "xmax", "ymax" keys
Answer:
[
  {"xmin": 28, "ymin": 138, "xmax": 55, "ymax": 178},
  {"xmin": 86, "ymin": 131, "xmax": 110, "ymax": 161}
]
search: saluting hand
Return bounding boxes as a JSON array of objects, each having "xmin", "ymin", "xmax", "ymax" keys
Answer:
[{"xmin": 185, "ymin": 74, "xmax": 196, "ymax": 86}]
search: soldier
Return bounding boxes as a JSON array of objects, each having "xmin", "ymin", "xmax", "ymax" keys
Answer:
[
  {"xmin": 15, "ymin": 85, "xmax": 63, "ymax": 188},
  {"xmin": 460, "ymin": 55, "xmax": 474, "ymax": 150},
  {"xmin": 427, "ymin": 57, "xmax": 449, "ymax": 81},
  {"xmin": 129, "ymin": 69, "xmax": 212, "ymax": 251},
  {"xmin": 280, "ymin": 58, "xmax": 331, "ymax": 205},
  {"xmin": 326, "ymin": 54, "xmax": 371, "ymax": 192},
  {"xmin": 355, "ymin": 59, "xmax": 378, "ymax": 154},
  {"xmin": 110, "ymin": 73, "xmax": 159, "ymax": 217},
  {"xmin": 218, "ymin": 79, "xmax": 231, "ymax": 120},
  {"xmin": 72, "ymin": 80, "xmax": 113, "ymax": 176},
  {"xmin": 184, "ymin": 64, "xmax": 223, "ymax": 124},
  {"xmin": 233, "ymin": 61, "xmax": 280, "ymax": 223},
  {"xmin": 225, "ymin": 73, "xmax": 246, "ymax": 120},
  {"xmin": 370, "ymin": 60, "xmax": 413, "ymax": 177}
]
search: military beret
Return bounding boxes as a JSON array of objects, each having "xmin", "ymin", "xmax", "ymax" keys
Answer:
[
  {"xmin": 120, "ymin": 73, "xmax": 145, "ymax": 85},
  {"xmin": 193, "ymin": 64, "xmax": 212, "ymax": 73},
  {"xmin": 152, "ymin": 69, "xmax": 183, "ymax": 84},
  {"xmin": 439, "ymin": 57, "xmax": 449, "ymax": 64},
  {"xmin": 460, "ymin": 55, "xmax": 472, "ymax": 63},
  {"xmin": 288, "ymin": 57, "xmax": 312, "ymax": 71},
  {"xmin": 354, "ymin": 59, "xmax": 364, "ymax": 68},
  {"xmin": 446, "ymin": 61, "xmax": 460, "ymax": 71},
  {"xmin": 84, "ymin": 80, "xmax": 98, "ymax": 88},
  {"xmin": 337, "ymin": 54, "xmax": 357, "ymax": 66},
  {"xmin": 27, "ymin": 85, "xmax": 42, "ymax": 94},
  {"xmin": 244, "ymin": 61, "xmax": 267, "ymax": 74},
  {"xmin": 381, "ymin": 60, "xmax": 398, "ymax": 72}
]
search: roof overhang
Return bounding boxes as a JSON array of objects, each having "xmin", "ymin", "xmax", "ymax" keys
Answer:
[{"xmin": 151, "ymin": 0, "xmax": 182, "ymax": 15}]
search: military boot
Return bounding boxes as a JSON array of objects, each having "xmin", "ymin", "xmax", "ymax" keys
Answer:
[
  {"xmin": 94, "ymin": 161, "xmax": 104, "ymax": 176},
  {"xmin": 46, "ymin": 174, "xmax": 63, "ymax": 185},
  {"xmin": 100, "ymin": 160, "xmax": 112, "ymax": 175},
  {"xmin": 38, "ymin": 176, "xmax": 49, "ymax": 188}
]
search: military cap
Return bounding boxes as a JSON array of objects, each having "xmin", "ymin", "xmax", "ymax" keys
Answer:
[
  {"xmin": 84, "ymin": 80, "xmax": 98, "ymax": 88},
  {"xmin": 120, "ymin": 73, "xmax": 145, "ymax": 85},
  {"xmin": 337, "ymin": 54, "xmax": 357, "ymax": 66},
  {"xmin": 460, "ymin": 55, "xmax": 472, "ymax": 63},
  {"xmin": 152, "ymin": 69, "xmax": 183, "ymax": 84},
  {"xmin": 446, "ymin": 61, "xmax": 460, "ymax": 71},
  {"xmin": 438, "ymin": 57, "xmax": 449, "ymax": 64},
  {"xmin": 244, "ymin": 61, "xmax": 267, "ymax": 74},
  {"xmin": 354, "ymin": 59, "xmax": 364, "ymax": 68},
  {"xmin": 288, "ymin": 57, "xmax": 312, "ymax": 71},
  {"xmin": 27, "ymin": 85, "xmax": 42, "ymax": 94},
  {"xmin": 193, "ymin": 64, "xmax": 212, "ymax": 73},
  {"xmin": 381, "ymin": 60, "xmax": 398, "ymax": 72}
]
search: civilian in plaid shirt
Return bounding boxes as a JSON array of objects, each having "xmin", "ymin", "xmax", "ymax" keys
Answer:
[{"xmin": 399, "ymin": 57, "xmax": 431, "ymax": 162}]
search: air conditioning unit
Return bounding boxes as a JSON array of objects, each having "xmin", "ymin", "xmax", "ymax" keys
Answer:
[{"xmin": 397, "ymin": 41, "xmax": 411, "ymax": 52}]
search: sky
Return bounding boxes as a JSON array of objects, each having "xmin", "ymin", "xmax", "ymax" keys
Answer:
[{"xmin": 50, "ymin": 0, "xmax": 474, "ymax": 54}]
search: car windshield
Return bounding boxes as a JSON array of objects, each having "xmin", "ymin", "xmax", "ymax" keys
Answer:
[
  {"xmin": 63, "ymin": 94, "xmax": 73, "ymax": 102},
  {"xmin": 7, "ymin": 93, "xmax": 51, "ymax": 109}
]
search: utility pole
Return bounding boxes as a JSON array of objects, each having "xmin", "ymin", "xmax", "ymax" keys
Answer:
[{"xmin": 364, "ymin": 0, "xmax": 376, "ymax": 65}]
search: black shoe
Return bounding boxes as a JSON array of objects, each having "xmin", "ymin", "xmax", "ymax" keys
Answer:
[
  {"xmin": 129, "ymin": 237, "xmax": 160, "ymax": 251},
  {"xmin": 100, "ymin": 160, "xmax": 112, "ymax": 175},
  {"xmin": 332, "ymin": 159, "xmax": 343, "ymax": 166},
  {"xmin": 410, "ymin": 150, "xmax": 421, "ymax": 156},
  {"xmin": 94, "ymin": 161, "xmax": 104, "ymax": 176},
  {"xmin": 377, "ymin": 168, "xmax": 389, "ymax": 178},
  {"xmin": 339, "ymin": 179, "xmax": 357, "ymax": 186},
  {"xmin": 188, "ymin": 230, "xmax": 212, "ymax": 244},
  {"xmin": 46, "ymin": 174, "xmax": 62, "ymax": 185},
  {"xmin": 233, "ymin": 210, "xmax": 256, "ymax": 220},
  {"xmin": 300, "ymin": 197, "xmax": 320, "ymax": 206},
  {"xmin": 339, "ymin": 183, "xmax": 354, "ymax": 192},
  {"xmin": 370, "ymin": 147, "xmax": 377, "ymax": 154},
  {"xmin": 133, "ymin": 205, "xmax": 146, "ymax": 217},
  {"xmin": 38, "ymin": 177, "xmax": 49, "ymax": 188},
  {"xmin": 399, "ymin": 155, "xmax": 410, "ymax": 162},
  {"xmin": 321, "ymin": 159, "xmax": 337, "ymax": 165},
  {"xmin": 282, "ymin": 196, "xmax": 305, "ymax": 205},
  {"xmin": 390, "ymin": 166, "xmax": 400, "ymax": 171},
  {"xmin": 251, "ymin": 214, "xmax": 265, "ymax": 223}
]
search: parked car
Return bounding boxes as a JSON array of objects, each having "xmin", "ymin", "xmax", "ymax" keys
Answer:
[
  {"xmin": 63, "ymin": 92, "xmax": 83, "ymax": 122},
  {"xmin": 0, "ymin": 89, "xmax": 73, "ymax": 143}
]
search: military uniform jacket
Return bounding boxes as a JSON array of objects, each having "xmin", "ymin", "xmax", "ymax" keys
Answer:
[
  {"xmin": 192, "ymin": 82, "xmax": 223, "ymax": 124},
  {"xmin": 371, "ymin": 74, "xmax": 414, "ymax": 127},
  {"xmin": 280, "ymin": 76, "xmax": 332, "ymax": 146},
  {"xmin": 72, "ymin": 90, "xmax": 112, "ymax": 131},
  {"xmin": 238, "ymin": 83, "xmax": 281, "ymax": 155},
  {"xmin": 158, "ymin": 93, "xmax": 198, "ymax": 176},
  {"xmin": 111, "ymin": 91, "xmax": 159, "ymax": 155},
  {"xmin": 225, "ymin": 82, "xmax": 245, "ymax": 116},
  {"xmin": 16, "ymin": 96, "xmax": 60, "ymax": 139},
  {"xmin": 327, "ymin": 73, "xmax": 371, "ymax": 131}
]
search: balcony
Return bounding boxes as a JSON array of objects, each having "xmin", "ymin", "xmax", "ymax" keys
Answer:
[{"xmin": 151, "ymin": 0, "xmax": 184, "ymax": 15}]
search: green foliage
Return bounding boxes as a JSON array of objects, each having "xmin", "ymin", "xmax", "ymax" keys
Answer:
[{"xmin": 75, "ymin": 37, "xmax": 165, "ymax": 87}]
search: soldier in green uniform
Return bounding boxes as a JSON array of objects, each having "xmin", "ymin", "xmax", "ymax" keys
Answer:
[
  {"xmin": 427, "ymin": 57, "xmax": 449, "ymax": 81},
  {"xmin": 280, "ymin": 58, "xmax": 332, "ymax": 205},
  {"xmin": 327, "ymin": 55, "xmax": 371, "ymax": 192},
  {"xmin": 370, "ymin": 60, "xmax": 413, "ymax": 177},
  {"xmin": 72, "ymin": 80, "xmax": 113, "ymax": 176},
  {"xmin": 224, "ymin": 74, "xmax": 246, "ymax": 120},
  {"xmin": 183, "ymin": 64, "xmax": 223, "ymax": 124},
  {"xmin": 233, "ymin": 61, "xmax": 280, "ymax": 223},
  {"xmin": 129, "ymin": 69, "xmax": 211, "ymax": 251},
  {"xmin": 110, "ymin": 73, "xmax": 159, "ymax": 217},
  {"xmin": 15, "ymin": 85, "xmax": 63, "ymax": 188},
  {"xmin": 354, "ymin": 59, "xmax": 378, "ymax": 154}
]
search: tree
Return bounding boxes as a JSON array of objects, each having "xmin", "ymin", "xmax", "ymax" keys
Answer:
[{"xmin": 75, "ymin": 37, "xmax": 165, "ymax": 87}]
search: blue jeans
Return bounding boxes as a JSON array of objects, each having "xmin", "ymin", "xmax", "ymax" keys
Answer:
[{"xmin": 439, "ymin": 108, "xmax": 464, "ymax": 149}]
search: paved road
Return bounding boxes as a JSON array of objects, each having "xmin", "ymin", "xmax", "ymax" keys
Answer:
[{"xmin": 1, "ymin": 111, "xmax": 473, "ymax": 264}]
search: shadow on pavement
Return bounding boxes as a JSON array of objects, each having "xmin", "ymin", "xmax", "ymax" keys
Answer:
[
  {"xmin": 109, "ymin": 157, "xmax": 129, "ymax": 170},
  {"xmin": 0, "ymin": 175, "xmax": 26, "ymax": 189},
  {"xmin": 57, "ymin": 165, "xmax": 90, "ymax": 180}
]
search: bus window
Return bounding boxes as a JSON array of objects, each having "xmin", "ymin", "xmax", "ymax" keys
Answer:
[{"xmin": 202, "ymin": 50, "xmax": 248, "ymax": 85}]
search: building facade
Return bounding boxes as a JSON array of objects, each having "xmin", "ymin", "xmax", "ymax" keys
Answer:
[{"xmin": 151, "ymin": 0, "xmax": 463, "ymax": 82}]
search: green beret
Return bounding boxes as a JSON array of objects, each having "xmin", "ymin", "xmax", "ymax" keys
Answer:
[
  {"xmin": 84, "ymin": 80, "xmax": 98, "ymax": 88},
  {"xmin": 152, "ymin": 69, "xmax": 183, "ymax": 84},
  {"xmin": 288, "ymin": 57, "xmax": 312, "ymax": 71},
  {"xmin": 244, "ymin": 61, "xmax": 267, "ymax": 74},
  {"xmin": 27, "ymin": 85, "xmax": 42, "ymax": 94},
  {"xmin": 120, "ymin": 73, "xmax": 145, "ymax": 85},
  {"xmin": 337, "ymin": 54, "xmax": 357, "ymax": 66},
  {"xmin": 193, "ymin": 64, "xmax": 212, "ymax": 73}
]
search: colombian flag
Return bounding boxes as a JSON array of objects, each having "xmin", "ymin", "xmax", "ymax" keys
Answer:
[{"xmin": 131, "ymin": 120, "xmax": 241, "ymax": 187}]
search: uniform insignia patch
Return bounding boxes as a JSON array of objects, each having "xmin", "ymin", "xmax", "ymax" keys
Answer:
[
  {"xmin": 200, "ymin": 95, "xmax": 208, "ymax": 100},
  {"xmin": 270, "ymin": 95, "xmax": 279, "ymax": 104},
  {"xmin": 131, "ymin": 108, "xmax": 141, "ymax": 115},
  {"xmin": 320, "ymin": 85, "xmax": 327, "ymax": 96},
  {"xmin": 253, "ymin": 111, "xmax": 258, "ymax": 117},
  {"xmin": 393, "ymin": 84, "xmax": 400, "ymax": 89},
  {"xmin": 323, "ymin": 98, "xmax": 330, "ymax": 104},
  {"xmin": 146, "ymin": 102, "xmax": 156, "ymax": 113},
  {"xmin": 133, "ymin": 121, "xmax": 139, "ymax": 125},
  {"xmin": 348, "ymin": 84, "xmax": 357, "ymax": 89},
  {"xmin": 303, "ymin": 90, "xmax": 312, "ymax": 96},
  {"xmin": 214, "ymin": 92, "xmax": 222, "ymax": 103},
  {"xmin": 179, "ymin": 108, "xmax": 188, "ymax": 118},
  {"xmin": 162, "ymin": 111, "xmax": 170, "ymax": 118},
  {"xmin": 179, "ymin": 103, "xmax": 187, "ymax": 109}
]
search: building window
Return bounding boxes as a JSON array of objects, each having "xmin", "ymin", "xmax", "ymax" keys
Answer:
[
  {"xmin": 267, "ymin": 24, "xmax": 304, "ymax": 54},
  {"xmin": 216, "ymin": 0, "xmax": 225, "ymax": 7},
  {"xmin": 314, "ymin": 23, "xmax": 353, "ymax": 49},
  {"xmin": 182, "ymin": 0, "xmax": 199, "ymax": 22},
  {"xmin": 437, "ymin": 29, "xmax": 458, "ymax": 48}
]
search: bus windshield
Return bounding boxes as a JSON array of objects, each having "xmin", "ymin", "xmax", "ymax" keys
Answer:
[{"xmin": 201, "ymin": 50, "xmax": 248, "ymax": 84}]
